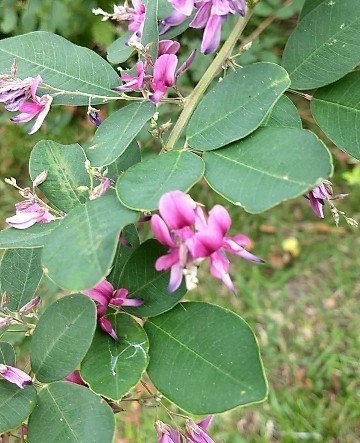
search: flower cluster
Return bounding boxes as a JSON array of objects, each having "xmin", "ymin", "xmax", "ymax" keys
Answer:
[
  {"xmin": 82, "ymin": 279, "xmax": 144, "ymax": 342},
  {"xmin": 0, "ymin": 68, "xmax": 52, "ymax": 134},
  {"xmin": 156, "ymin": 415, "xmax": 215, "ymax": 443},
  {"xmin": 151, "ymin": 190, "xmax": 263, "ymax": 293},
  {"xmin": 6, "ymin": 201, "xmax": 55, "ymax": 230},
  {"xmin": 93, "ymin": 0, "xmax": 145, "ymax": 44},
  {"xmin": 116, "ymin": 39, "xmax": 195, "ymax": 103},
  {"xmin": 163, "ymin": 0, "xmax": 247, "ymax": 54}
]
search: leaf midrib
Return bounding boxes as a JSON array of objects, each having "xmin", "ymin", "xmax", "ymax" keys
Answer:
[{"xmin": 210, "ymin": 151, "xmax": 308, "ymax": 186}]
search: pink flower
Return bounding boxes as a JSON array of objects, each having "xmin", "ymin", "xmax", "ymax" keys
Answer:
[
  {"xmin": 93, "ymin": 1, "xmax": 146, "ymax": 42},
  {"xmin": 163, "ymin": 0, "xmax": 246, "ymax": 54},
  {"xmin": 116, "ymin": 61, "xmax": 146, "ymax": 91},
  {"xmin": 155, "ymin": 420, "xmax": 183, "ymax": 443},
  {"xmin": 0, "ymin": 364, "xmax": 32, "ymax": 389},
  {"xmin": 185, "ymin": 416, "xmax": 215, "ymax": 443},
  {"xmin": 307, "ymin": 181, "xmax": 333, "ymax": 218},
  {"xmin": 0, "ymin": 74, "xmax": 42, "ymax": 111},
  {"xmin": 11, "ymin": 93, "xmax": 53, "ymax": 134},
  {"xmin": 82, "ymin": 278, "xmax": 143, "ymax": 342},
  {"xmin": 6, "ymin": 201, "xmax": 55, "ymax": 230},
  {"xmin": 151, "ymin": 191, "xmax": 263, "ymax": 293}
]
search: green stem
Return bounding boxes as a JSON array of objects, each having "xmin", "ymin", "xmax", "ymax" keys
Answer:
[{"xmin": 165, "ymin": 8, "xmax": 255, "ymax": 151}]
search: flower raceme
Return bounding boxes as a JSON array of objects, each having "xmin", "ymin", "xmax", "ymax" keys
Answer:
[
  {"xmin": 151, "ymin": 190, "xmax": 263, "ymax": 293},
  {"xmin": 93, "ymin": 0, "xmax": 146, "ymax": 43},
  {"xmin": 163, "ymin": 0, "xmax": 247, "ymax": 54},
  {"xmin": 82, "ymin": 279, "xmax": 144, "ymax": 342},
  {"xmin": 116, "ymin": 39, "xmax": 195, "ymax": 103}
]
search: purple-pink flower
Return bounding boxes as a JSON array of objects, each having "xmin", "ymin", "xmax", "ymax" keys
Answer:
[
  {"xmin": 163, "ymin": 0, "xmax": 247, "ymax": 54},
  {"xmin": 185, "ymin": 416, "xmax": 215, "ymax": 443},
  {"xmin": 93, "ymin": 1, "xmax": 145, "ymax": 43},
  {"xmin": 151, "ymin": 190, "xmax": 263, "ymax": 293},
  {"xmin": 6, "ymin": 201, "xmax": 55, "ymax": 230},
  {"xmin": 1, "ymin": 72, "xmax": 52, "ymax": 133},
  {"xmin": 64, "ymin": 370, "xmax": 87, "ymax": 386},
  {"xmin": 116, "ymin": 39, "xmax": 194, "ymax": 103},
  {"xmin": 82, "ymin": 278, "xmax": 144, "ymax": 342},
  {"xmin": 0, "ymin": 364, "xmax": 32, "ymax": 389},
  {"xmin": 155, "ymin": 420, "xmax": 183, "ymax": 443},
  {"xmin": 307, "ymin": 181, "xmax": 333, "ymax": 218}
]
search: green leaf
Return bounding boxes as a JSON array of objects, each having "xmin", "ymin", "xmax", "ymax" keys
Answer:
[
  {"xmin": 107, "ymin": 224, "xmax": 140, "ymax": 290},
  {"xmin": 262, "ymin": 95, "xmax": 302, "ymax": 129},
  {"xmin": 0, "ymin": 382, "xmax": 37, "ymax": 435},
  {"xmin": 142, "ymin": 0, "xmax": 159, "ymax": 61},
  {"xmin": 0, "ymin": 222, "xmax": 60, "ymax": 250},
  {"xmin": 120, "ymin": 240, "xmax": 186, "ymax": 318},
  {"xmin": 311, "ymin": 71, "xmax": 360, "ymax": 160},
  {"xmin": 299, "ymin": 0, "xmax": 326, "ymax": 20},
  {"xmin": 0, "ymin": 31, "xmax": 120, "ymax": 105},
  {"xmin": 106, "ymin": 140, "xmax": 141, "ymax": 181},
  {"xmin": 107, "ymin": 32, "xmax": 134, "ymax": 64},
  {"xmin": 186, "ymin": 63, "xmax": 291, "ymax": 150},
  {"xmin": 29, "ymin": 141, "xmax": 90, "ymax": 212},
  {"xmin": 31, "ymin": 294, "xmax": 96, "ymax": 383},
  {"xmin": 81, "ymin": 313, "xmax": 148, "ymax": 400},
  {"xmin": 117, "ymin": 151, "xmax": 205, "ymax": 211},
  {"xmin": 86, "ymin": 102, "xmax": 155, "ymax": 167},
  {"xmin": 282, "ymin": 0, "xmax": 360, "ymax": 90},
  {"xmin": 145, "ymin": 302, "xmax": 268, "ymax": 414},
  {"xmin": 0, "ymin": 248, "xmax": 43, "ymax": 311},
  {"xmin": 0, "ymin": 342, "xmax": 16, "ymax": 366},
  {"xmin": 203, "ymin": 127, "xmax": 333, "ymax": 213},
  {"xmin": 27, "ymin": 382, "xmax": 115, "ymax": 443},
  {"xmin": 42, "ymin": 195, "xmax": 137, "ymax": 291}
]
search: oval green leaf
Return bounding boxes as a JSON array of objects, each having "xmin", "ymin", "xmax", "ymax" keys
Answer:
[
  {"xmin": 0, "ymin": 31, "xmax": 119, "ymax": 105},
  {"xmin": 42, "ymin": 195, "xmax": 137, "ymax": 291},
  {"xmin": 107, "ymin": 32, "xmax": 134, "ymax": 64},
  {"xmin": 86, "ymin": 102, "xmax": 155, "ymax": 167},
  {"xmin": 0, "ymin": 222, "xmax": 60, "ymax": 250},
  {"xmin": 145, "ymin": 302, "xmax": 268, "ymax": 414},
  {"xmin": 107, "ymin": 224, "xmax": 140, "ymax": 290},
  {"xmin": 299, "ymin": 0, "xmax": 324, "ymax": 20},
  {"xmin": 0, "ymin": 382, "xmax": 37, "ymax": 434},
  {"xmin": 0, "ymin": 342, "xmax": 16, "ymax": 365},
  {"xmin": 186, "ymin": 63, "xmax": 290, "ymax": 150},
  {"xmin": 262, "ymin": 95, "xmax": 302, "ymax": 129},
  {"xmin": 0, "ymin": 248, "xmax": 43, "ymax": 312},
  {"xmin": 119, "ymin": 240, "xmax": 186, "ymax": 318},
  {"xmin": 27, "ymin": 382, "xmax": 115, "ymax": 443},
  {"xmin": 31, "ymin": 294, "xmax": 96, "ymax": 383},
  {"xmin": 282, "ymin": 0, "xmax": 360, "ymax": 90},
  {"xmin": 81, "ymin": 313, "xmax": 148, "ymax": 400},
  {"xmin": 106, "ymin": 140, "xmax": 141, "ymax": 181},
  {"xmin": 29, "ymin": 141, "xmax": 90, "ymax": 213},
  {"xmin": 141, "ymin": 0, "xmax": 159, "ymax": 61},
  {"xmin": 203, "ymin": 127, "xmax": 333, "ymax": 213},
  {"xmin": 311, "ymin": 71, "xmax": 360, "ymax": 160},
  {"xmin": 117, "ymin": 151, "xmax": 205, "ymax": 211}
]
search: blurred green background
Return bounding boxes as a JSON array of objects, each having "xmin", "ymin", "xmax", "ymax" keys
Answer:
[{"xmin": 0, "ymin": 0, "xmax": 359, "ymax": 442}]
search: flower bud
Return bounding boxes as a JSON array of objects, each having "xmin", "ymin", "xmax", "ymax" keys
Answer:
[
  {"xmin": 1, "ymin": 292, "xmax": 8, "ymax": 310},
  {"xmin": 33, "ymin": 170, "xmax": 48, "ymax": 187},
  {"xmin": 19, "ymin": 296, "xmax": 41, "ymax": 314},
  {"xmin": 0, "ymin": 316, "xmax": 11, "ymax": 328}
]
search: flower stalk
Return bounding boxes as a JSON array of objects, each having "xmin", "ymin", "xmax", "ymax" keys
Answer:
[{"xmin": 165, "ymin": 6, "xmax": 255, "ymax": 151}]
